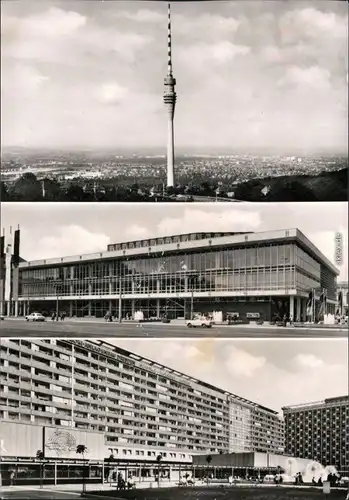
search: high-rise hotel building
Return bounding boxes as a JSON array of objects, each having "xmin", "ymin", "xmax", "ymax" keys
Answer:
[
  {"xmin": 283, "ymin": 396, "xmax": 349, "ymax": 475},
  {"xmin": 0, "ymin": 339, "xmax": 285, "ymax": 462}
]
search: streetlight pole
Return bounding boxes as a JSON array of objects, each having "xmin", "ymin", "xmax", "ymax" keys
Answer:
[
  {"xmin": 56, "ymin": 291, "xmax": 59, "ymax": 321},
  {"xmin": 118, "ymin": 276, "xmax": 122, "ymax": 323}
]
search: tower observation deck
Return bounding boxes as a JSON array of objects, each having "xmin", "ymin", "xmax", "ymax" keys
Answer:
[{"xmin": 163, "ymin": 3, "xmax": 177, "ymax": 187}]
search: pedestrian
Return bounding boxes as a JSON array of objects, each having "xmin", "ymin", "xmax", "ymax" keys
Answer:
[{"xmin": 10, "ymin": 470, "xmax": 15, "ymax": 486}]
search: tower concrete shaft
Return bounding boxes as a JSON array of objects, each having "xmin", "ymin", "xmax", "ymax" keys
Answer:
[{"xmin": 163, "ymin": 3, "xmax": 177, "ymax": 188}]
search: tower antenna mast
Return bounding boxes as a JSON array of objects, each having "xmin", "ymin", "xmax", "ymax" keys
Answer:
[{"xmin": 163, "ymin": 2, "xmax": 177, "ymax": 188}]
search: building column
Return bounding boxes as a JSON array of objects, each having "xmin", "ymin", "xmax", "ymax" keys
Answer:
[
  {"xmin": 88, "ymin": 300, "xmax": 92, "ymax": 316},
  {"xmin": 156, "ymin": 299, "xmax": 160, "ymax": 318},
  {"xmin": 296, "ymin": 297, "xmax": 301, "ymax": 322},
  {"xmin": 289, "ymin": 296, "xmax": 294, "ymax": 320},
  {"xmin": 14, "ymin": 301, "xmax": 19, "ymax": 317},
  {"xmin": 69, "ymin": 300, "xmax": 73, "ymax": 317},
  {"xmin": 109, "ymin": 300, "xmax": 112, "ymax": 314},
  {"xmin": 23, "ymin": 301, "xmax": 27, "ymax": 317},
  {"xmin": 131, "ymin": 300, "xmax": 135, "ymax": 319}
]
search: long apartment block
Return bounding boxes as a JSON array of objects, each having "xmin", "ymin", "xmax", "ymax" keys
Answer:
[{"xmin": 0, "ymin": 338, "xmax": 285, "ymax": 462}]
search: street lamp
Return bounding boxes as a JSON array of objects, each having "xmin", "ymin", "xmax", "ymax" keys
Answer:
[
  {"xmin": 188, "ymin": 274, "xmax": 199, "ymax": 320},
  {"xmin": 118, "ymin": 275, "xmax": 122, "ymax": 323}
]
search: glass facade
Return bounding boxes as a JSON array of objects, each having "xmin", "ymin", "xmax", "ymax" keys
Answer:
[{"xmin": 19, "ymin": 243, "xmax": 317, "ymax": 299}]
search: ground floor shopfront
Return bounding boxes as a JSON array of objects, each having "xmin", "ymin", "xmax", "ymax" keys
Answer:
[
  {"xmin": 0, "ymin": 459, "xmax": 288, "ymax": 487},
  {"xmin": 6, "ymin": 294, "xmax": 336, "ymax": 322}
]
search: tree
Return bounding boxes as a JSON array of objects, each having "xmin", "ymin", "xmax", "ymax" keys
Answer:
[
  {"xmin": 206, "ymin": 455, "xmax": 212, "ymax": 485},
  {"xmin": 0, "ymin": 182, "xmax": 9, "ymax": 202},
  {"xmin": 12, "ymin": 173, "xmax": 42, "ymax": 201},
  {"xmin": 36, "ymin": 450, "xmax": 44, "ymax": 489},
  {"xmin": 156, "ymin": 454, "xmax": 162, "ymax": 487},
  {"xmin": 41, "ymin": 178, "xmax": 62, "ymax": 201},
  {"xmin": 64, "ymin": 184, "xmax": 86, "ymax": 201},
  {"xmin": 76, "ymin": 444, "xmax": 88, "ymax": 495}
]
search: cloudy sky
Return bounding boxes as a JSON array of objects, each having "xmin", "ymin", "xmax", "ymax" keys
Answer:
[
  {"xmin": 1, "ymin": 201, "xmax": 348, "ymax": 280},
  {"xmin": 102, "ymin": 338, "xmax": 348, "ymax": 414},
  {"xmin": 1, "ymin": 0, "xmax": 348, "ymax": 152}
]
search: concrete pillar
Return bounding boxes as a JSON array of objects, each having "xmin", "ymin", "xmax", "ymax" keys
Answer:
[
  {"xmin": 296, "ymin": 297, "xmax": 301, "ymax": 322},
  {"xmin": 69, "ymin": 300, "xmax": 73, "ymax": 317},
  {"xmin": 88, "ymin": 300, "xmax": 92, "ymax": 316},
  {"xmin": 109, "ymin": 299, "xmax": 112, "ymax": 313},
  {"xmin": 131, "ymin": 300, "xmax": 135, "ymax": 319},
  {"xmin": 54, "ymin": 462, "xmax": 57, "ymax": 485},
  {"xmin": 156, "ymin": 299, "xmax": 160, "ymax": 317},
  {"xmin": 289, "ymin": 296, "xmax": 294, "ymax": 320},
  {"xmin": 23, "ymin": 302, "xmax": 26, "ymax": 317}
]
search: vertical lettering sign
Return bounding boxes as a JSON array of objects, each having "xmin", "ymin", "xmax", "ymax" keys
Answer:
[{"xmin": 334, "ymin": 232, "xmax": 343, "ymax": 266}]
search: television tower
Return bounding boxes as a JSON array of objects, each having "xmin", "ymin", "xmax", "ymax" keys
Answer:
[{"xmin": 163, "ymin": 3, "xmax": 177, "ymax": 187}]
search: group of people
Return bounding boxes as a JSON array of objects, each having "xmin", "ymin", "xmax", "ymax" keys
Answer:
[{"xmin": 51, "ymin": 311, "xmax": 66, "ymax": 321}]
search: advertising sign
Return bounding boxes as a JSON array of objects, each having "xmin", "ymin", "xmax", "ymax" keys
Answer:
[
  {"xmin": 44, "ymin": 427, "xmax": 106, "ymax": 460},
  {"xmin": 0, "ymin": 421, "xmax": 43, "ymax": 457}
]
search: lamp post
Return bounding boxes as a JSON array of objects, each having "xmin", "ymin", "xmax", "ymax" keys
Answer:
[
  {"xmin": 118, "ymin": 276, "xmax": 122, "ymax": 323},
  {"xmin": 188, "ymin": 274, "xmax": 199, "ymax": 320}
]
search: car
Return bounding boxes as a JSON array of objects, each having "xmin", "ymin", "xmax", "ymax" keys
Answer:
[
  {"xmin": 25, "ymin": 312, "xmax": 46, "ymax": 322},
  {"xmin": 0, "ymin": 314, "xmax": 4, "ymax": 320},
  {"xmin": 186, "ymin": 318, "xmax": 212, "ymax": 328}
]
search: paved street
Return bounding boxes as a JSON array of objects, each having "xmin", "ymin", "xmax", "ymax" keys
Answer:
[
  {"xmin": 0, "ymin": 488, "xmax": 81, "ymax": 499},
  {"xmin": 0, "ymin": 320, "xmax": 347, "ymax": 338}
]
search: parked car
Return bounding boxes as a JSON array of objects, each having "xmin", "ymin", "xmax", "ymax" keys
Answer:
[
  {"xmin": 25, "ymin": 312, "xmax": 46, "ymax": 322},
  {"xmin": 0, "ymin": 314, "xmax": 4, "ymax": 320},
  {"xmin": 186, "ymin": 318, "xmax": 213, "ymax": 328}
]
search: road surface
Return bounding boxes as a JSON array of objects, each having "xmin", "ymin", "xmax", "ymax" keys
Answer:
[
  {"xmin": 0, "ymin": 320, "xmax": 347, "ymax": 338},
  {"xmin": 0, "ymin": 488, "xmax": 81, "ymax": 499}
]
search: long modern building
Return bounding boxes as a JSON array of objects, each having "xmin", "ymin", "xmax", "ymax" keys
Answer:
[
  {"xmin": 0, "ymin": 228, "xmax": 339, "ymax": 321},
  {"xmin": 0, "ymin": 338, "xmax": 285, "ymax": 463},
  {"xmin": 282, "ymin": 396, "xmax": 349, "ymax": 475}
]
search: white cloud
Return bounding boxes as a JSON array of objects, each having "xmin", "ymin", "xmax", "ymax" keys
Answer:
[
  {"xmin": 21, "ymin": 226, "xmax": 110, "ymax": 260},
  {"xmin": 294, "ymin": 353, "xmax": 324, "ymax": 369},
  {"xmin": 180, "ymin": 42, "xmax": 250, "ymax": 69},
  {"xmin": 124, "ymin": 224, "xmax": 151, "ymax": 240},
  {"xmin": 156, "ymin": 208, "xmax": 262, "ymax": 236},
  {"xmin": 280, "ymin": 8, "xmax": 348, "ymax": 43},
  {"xmin": 96, "ymin": 83, "xmax": 129, "ymax": 104},
  {"xmin": 116, "ymin": 9, "xmax": 165, "ymax": 24},
  {"xmin": 278, "ymin": 65, "xmax": 331, "ymax": 90},
  {"xmin": 225, "ymin": 347, "xmax": 266, "ymax": 378},
  {"xmin": 2, "ymin": 64, "xmax": 49, "ymax": 92}
]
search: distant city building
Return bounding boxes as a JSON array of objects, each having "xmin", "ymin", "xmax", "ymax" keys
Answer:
[
  {"xmin": 282, "ymin": 396, "xmax": 349, "ymax": 475},
  {"xmin": 0, "ymin": 228, "xmax": 339, "ymax": 321},
  {"xmin": 0, "ymin": 338, "xmax": 284, "ymax": 462}
]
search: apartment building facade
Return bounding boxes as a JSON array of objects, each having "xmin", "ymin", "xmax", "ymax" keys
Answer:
[{"xmin": 0, "ymin": 338, "xmax": 284, "ymax": 463}]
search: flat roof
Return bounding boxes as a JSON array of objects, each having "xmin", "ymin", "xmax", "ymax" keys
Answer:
[
  {"xmin": 282, "ymin": 395, "xmax": 349, "ymax": 411},
  {"xmin": 62, "ymin": 339, "xmax": 280, "ymax": 416},
  {"xmin": 17, "ymin": 228, "xmax": 339, "ymax": 275}
]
